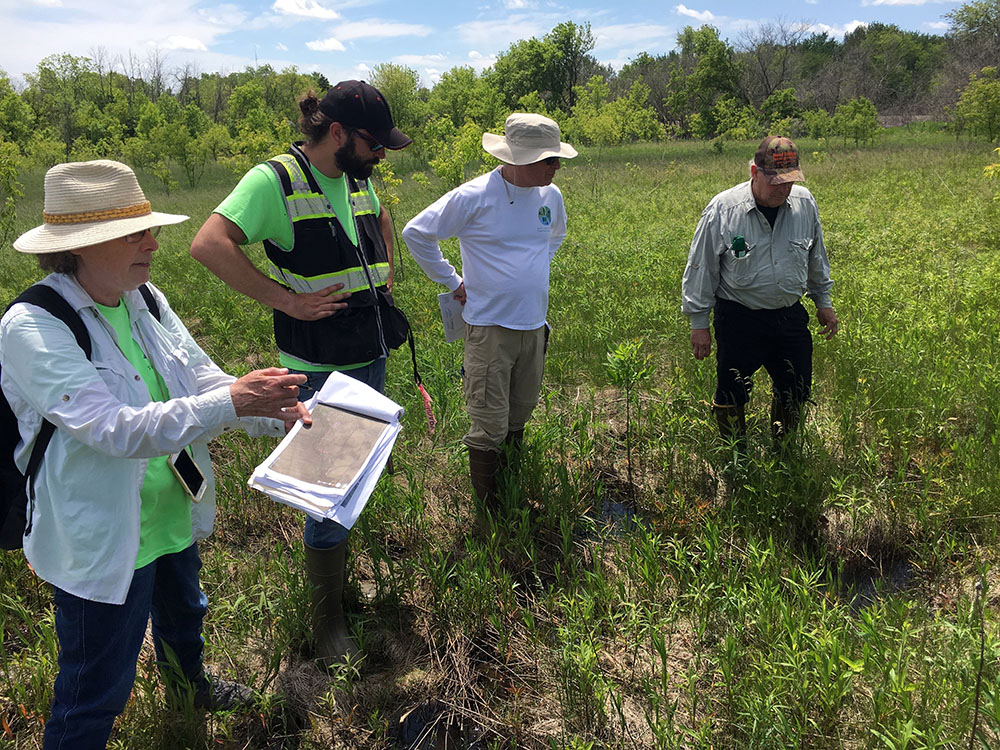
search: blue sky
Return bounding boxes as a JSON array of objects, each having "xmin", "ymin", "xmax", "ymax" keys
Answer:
[{"xmin": 0, "ymin": 0, "xmax": 961, "ymax": 88}]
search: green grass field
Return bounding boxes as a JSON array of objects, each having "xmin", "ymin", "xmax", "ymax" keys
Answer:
[{"xmin": 2, "ymin": 131, "xmax": 1000, "ymax": 749}]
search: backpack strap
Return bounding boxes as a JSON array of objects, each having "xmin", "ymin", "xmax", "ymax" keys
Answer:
[
  {"xmin": 138, "ymin": 283, "xmax": 161, "ymax": 321},
  {"xmin": 10, "ymin": 284, "xmax": 91, "ymax": 357},
  {"xmin": 13, "ymin": 282, "xmax": 158, "ymax": 482},
  {"xmin": 5, "ymin": 284, "xmax": 93, "ymax": 536}
]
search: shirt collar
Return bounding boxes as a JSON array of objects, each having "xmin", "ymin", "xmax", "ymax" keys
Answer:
[
  {"xmin": 43, "ymin": 272, "xmax": 152, "ymax": 318},
  {"xmin": 740, "ymin": 179, "xmax": 790, "ymax": 213}
]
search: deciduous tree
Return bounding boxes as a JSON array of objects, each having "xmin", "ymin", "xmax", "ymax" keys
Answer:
[
  {"xmin": 956, "ymin": 66, "xmax": 1000, "ymax": 140},
  {"xmin": 834, "ymin": 96, "xmax": 880, "ymax": 146}
]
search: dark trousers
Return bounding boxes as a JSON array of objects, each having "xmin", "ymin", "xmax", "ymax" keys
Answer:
[
  {"xmin": 713, "ymin": 298, "xmax": 813, "ymax": 407},
  {"xmin": 45, "ymin": 543, "xmax": 207, "ymax": 750}
]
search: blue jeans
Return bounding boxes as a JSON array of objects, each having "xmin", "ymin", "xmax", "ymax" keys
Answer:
[
  {"xmin": 44, "ymin": 543, "xmax": 207, "ymax": 750},
  {"xmin": 291, "ymin": 358, "xmax": 386, "ymax": 549}
]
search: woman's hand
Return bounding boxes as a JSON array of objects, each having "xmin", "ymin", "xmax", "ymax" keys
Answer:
[{"xmin": 230, "ymin": 368, "xmax": 311, "ymax": 430}]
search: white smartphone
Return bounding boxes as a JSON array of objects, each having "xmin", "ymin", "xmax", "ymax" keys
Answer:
[{"xmin": 169, "ymin": 449, "xmax": 207, "ymax": 503}]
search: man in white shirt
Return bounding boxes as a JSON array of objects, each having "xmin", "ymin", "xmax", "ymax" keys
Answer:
[{"xmin": 402, "ymin": 113, "xmax": 577, "ymax": 511}]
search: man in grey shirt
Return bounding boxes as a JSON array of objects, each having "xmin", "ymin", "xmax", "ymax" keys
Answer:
[{"xmin": 681, "ymin": 136, "xmax": 839, "ymax": 447}]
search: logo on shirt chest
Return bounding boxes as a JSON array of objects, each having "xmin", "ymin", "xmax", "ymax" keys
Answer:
[{"xmin": 538, "ymin": 206, "xmax": 552, "ymax": 227}]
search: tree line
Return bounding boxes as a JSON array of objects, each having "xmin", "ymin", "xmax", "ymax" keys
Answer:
[{"xmin": 1, "ymin": 0, "xmax": 999, "ymax": 234}]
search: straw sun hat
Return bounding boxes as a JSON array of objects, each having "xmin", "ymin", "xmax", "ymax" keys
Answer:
[
  {"xmin": 482, "ymin": 113, "xmax": 578, "ymax": 166},
  {"xmin": 13, "ymin": 160, "xmax": 188, "ymax": 254}
]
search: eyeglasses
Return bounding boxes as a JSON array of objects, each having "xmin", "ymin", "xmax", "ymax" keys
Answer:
[
  {"xmin": 543, "ymin": 157, "xmax": 560, "ymax": 165},
  {"xmin": 353, "ymin": 130, "xmax": 384, "ymax": 152},
  {"xmin": 123, "ymin": 226, "xmax": 161, "ymax": 243}
]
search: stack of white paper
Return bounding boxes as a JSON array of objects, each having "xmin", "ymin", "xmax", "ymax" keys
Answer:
[{"xmin": 248, "ymin": 371, "xmax": 403, "ymax": 529}]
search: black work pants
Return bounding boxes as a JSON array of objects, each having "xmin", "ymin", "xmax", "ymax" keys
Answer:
[{"xmin": 713, "ymin": 298, "xmax": 812, "ymax": 408}]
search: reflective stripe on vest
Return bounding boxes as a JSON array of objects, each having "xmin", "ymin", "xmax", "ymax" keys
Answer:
[
  {"xmin": 350, "ymin": 189, "xmax": 376, "ymax": 216},
  {"xmin": 271, "ymin": 153, "xmax": 378, "ymax": 223},
  {"xmin": 268, "ymin": 261, "xmax": 390, "ymax": 294}
]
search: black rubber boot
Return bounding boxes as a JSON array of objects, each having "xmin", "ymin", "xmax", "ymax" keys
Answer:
[
  {"xmin": 305, "ymin": 540, "xmax": 361, "ymax": 668},
  {"xmin": 713, "ymin": 403, "xmax": 747, "ymax": 450},
  {"xmin": 771, "ymin": 396, "xmax": 802, "ymax": 450},
  {"xmin": 498, "ymin": 428, "xmax": 525, "ymax": 474},
  {"xmin": 468, "ymin": 447, "xmax": 500, "ymax": 513}
]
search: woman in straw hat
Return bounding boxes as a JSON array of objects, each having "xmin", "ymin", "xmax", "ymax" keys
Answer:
[{"xmin": 1, "ymin": 160, "xmax": 311, "ymax": 748}]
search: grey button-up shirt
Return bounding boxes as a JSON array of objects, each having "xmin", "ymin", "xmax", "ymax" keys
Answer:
[{"xmin": 681, "ymin": 180, "xmax": 834, "ymax": 329}]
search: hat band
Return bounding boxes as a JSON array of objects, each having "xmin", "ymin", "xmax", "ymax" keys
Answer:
[{"xmin": 43, "ymin": 201, "xmax": 152, "ymax": 225}]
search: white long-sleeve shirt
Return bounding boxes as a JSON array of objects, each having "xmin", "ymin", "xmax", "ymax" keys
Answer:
[
  {"xmin": 0, "ymin": 273, "xmax": 282, "ymax": 604},
  {"xmin": 402, "ymin": 168, "xmax": 567, "ymax": 330}
]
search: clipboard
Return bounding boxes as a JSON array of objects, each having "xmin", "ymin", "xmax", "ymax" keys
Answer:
[{"xmin": 267, "ymin": 403, "xmax": 390, "ymax": 490}]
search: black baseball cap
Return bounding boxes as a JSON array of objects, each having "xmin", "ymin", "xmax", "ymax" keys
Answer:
[{"xmin": 319, "ymin": 80, "xmax": 412, "ymax": 150}]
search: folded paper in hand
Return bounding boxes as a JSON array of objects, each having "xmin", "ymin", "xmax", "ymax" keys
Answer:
[
  {"xmin": 438, "ymin": 291, "xmax": 465, "ymax": 343},
  {"xmin": 248, "ymin": 372, "xmax": 403, "ymax": 529}
]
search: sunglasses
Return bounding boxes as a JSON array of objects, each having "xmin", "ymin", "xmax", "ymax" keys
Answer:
[
  {"xmin": 543, "ymin": 157, "xmax": 560, "ymax": 165},
  {"xmin": 124, "ymin": 226, "xmax": 161, "ymax": 243},
  {"xmin": 353, "ymin": 130, "xmax": 384, "ymax": 152}
]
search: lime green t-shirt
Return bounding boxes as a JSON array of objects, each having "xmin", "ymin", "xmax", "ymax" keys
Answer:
[
  {"xmin": 95, "ymin": 301, "xmax": 193, "ymax": 568},
  {"xmin": 214, "ymin": 161, "xmax": 381, "ymax": 373}
]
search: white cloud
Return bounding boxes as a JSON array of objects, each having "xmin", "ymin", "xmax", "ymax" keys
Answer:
[
  {"xmin": 675, "ymin": 5, "xmax": 716, "ymax": 22},
  {"xmin": 925, "ymin": 20, "xmax": 949, "ymax": 30},
  {"xmin": 593, "ymin": 23, "xmax": 674, "ymax": 48},
  {"xmin": 455, "ymin": 15, "xmax": 551, "ymax": 50},
  {"xmin": 0, "ymin": 1, "xmax": 256, "ymax": 78},
  {"xmin": 30, "ymin": 0, "xmax": 63, "ymax": 6},
  {"xmin": 468, "ymin": 50, "xmax": 494, "ymax": 62},
  {"xmin": 333, "ymin": 21, "xmax": 433, "ymax": 41},
  {"xmin": 390, "ymin": 52, "xmax": 489, "ymax": 86},
  {"xmin": 306, "ymin": 37, "xmax": 346, "ymax": 51},
  {"xmin": 276, "ymin": 42, "xmax": 288, "ymax": 51},
  {"xmin": 807, "ymin": 20, "xmax": 868, "ymax": 37},
  {"xmin": 503, "ymin": 0, "xmax": 531, "ymax": 7},
  {"xmin": 272, "ymin": 0, "xmax": 339, "ymax": 20},
  {"xmin": 196, "ymin": 4, "xmax": 247, "ymax": 27},
  {"xmin": 393, "ymin": 53, "xmax": 448, "ymax": 66},
  {"xmin": 161, "ymin": 35, "xmax": 208, "ymax": 51}
]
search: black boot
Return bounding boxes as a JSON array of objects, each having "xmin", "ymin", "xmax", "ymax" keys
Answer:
[
  {"xmin": 771, "ymin": 396, "xmax": 802, "ymax": 451},
  {"xmin": 468, "ymin": 447, "xmax": 500, "ymax": 513},
  {"xmin": 713, "ymin": 403, "xmax": 746, "ymax": 450},
  {"xmin": 305, "ymin": 540, "xmax": 361, "ymax": 668},
  {"xmin": 498, "ymin": 428, "xmax": 524, "ymax": 474}
]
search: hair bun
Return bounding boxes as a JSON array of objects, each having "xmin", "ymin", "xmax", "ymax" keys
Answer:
[{"xmin": 299, "ymin": 91, "xmax": 320, "ymax": 117}]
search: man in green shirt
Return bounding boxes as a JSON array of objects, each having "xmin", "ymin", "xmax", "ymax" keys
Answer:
[{"xmin": 191, "ymin": 81, "xmax": 411, "ymax": 666}]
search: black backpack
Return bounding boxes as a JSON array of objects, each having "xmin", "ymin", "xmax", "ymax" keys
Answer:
[{"xmin": 0, "ymin": 283, "xmax": 160, "ymax": 550}]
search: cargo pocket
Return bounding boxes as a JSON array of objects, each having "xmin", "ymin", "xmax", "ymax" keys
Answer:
[{"xmin": 463, "ymin": 325, "xmax": 491, "ymax": 409}]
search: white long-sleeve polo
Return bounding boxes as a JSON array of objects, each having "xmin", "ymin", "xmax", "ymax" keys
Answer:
[{"xmin": 402, "ymin": 168, "xmax": 567, "ymax": 330}]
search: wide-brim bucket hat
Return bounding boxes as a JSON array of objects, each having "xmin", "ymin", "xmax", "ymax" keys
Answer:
[
  {"xmin": 482, "ymin": 113, "xmax": 578, "ymax": 165},
  {"xmin": 14, "ymin": 160, "xmax": 188, "ymax": 254}
]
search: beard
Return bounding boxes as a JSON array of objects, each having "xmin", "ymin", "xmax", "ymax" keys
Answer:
[{"xmin": 335, "ymin": 138, "xmax": 378, "ymax": 181}]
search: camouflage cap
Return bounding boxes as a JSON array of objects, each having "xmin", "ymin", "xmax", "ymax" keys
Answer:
[{"xmin": 754, "ymin": 136, "xmax": 804, "ymax": 184}]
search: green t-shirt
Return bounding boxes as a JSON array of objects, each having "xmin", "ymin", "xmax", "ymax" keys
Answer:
[
  {"xmin": 95, "ymin": 301, "xmax": 193, "ymax": 568},
  {"xmin": 214, "ymin": 161, "xmax": 382, "ymax": 373}
]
